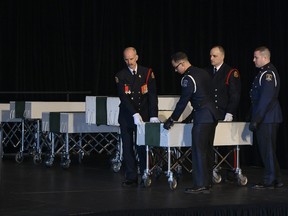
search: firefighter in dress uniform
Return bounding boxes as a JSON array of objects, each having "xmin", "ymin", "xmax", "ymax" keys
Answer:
[
  {"xmin": 206, "ymin": 46, "xmax": 241, "ymax": 177},
  {"xmin": 207, "ymin": 45, "xmax": 241, "ymax": 121},
  {"xmin": 182, "ymin": 46, "xmax": 241, "ymax": 122},
  {"xmin": 249, "ymin": 46, "xmax": 283, "ymax": 189},
  {"xmin": 115, "ymin": 47, "xmax": 159, "ymax": 187}
]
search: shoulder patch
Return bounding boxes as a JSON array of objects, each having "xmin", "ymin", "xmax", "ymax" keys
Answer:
[
  {"xmin": 181, "ymin": 79, "xmax": 188, "ymax": 87},
  {"xmin": 233, "ymin": 70, "xmax": 239, "ymax": 78},
  {"xmin": 265, "ymin": 74, "xmax": 273, "ymax": 81},
  {"xmin": 115, "ymin": 76, "xmax": 119, "ymax": 83}
]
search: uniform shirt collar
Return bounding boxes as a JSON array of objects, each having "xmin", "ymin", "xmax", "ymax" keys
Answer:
[
  {"xmin": 214, "ymin": 63, "xmax": 223, "ymax": 71},
  {"xmin": 128, "ymin": 65, "xmax": 138, "ymax": 75},
  {"xmin": 260, "ymin": 62, "xmax": 270, "ymax": 70}
]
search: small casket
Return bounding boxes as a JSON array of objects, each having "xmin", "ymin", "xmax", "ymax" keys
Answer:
[{"xmin": 137, "ymin": 123, "xmax": 192, "ymax": 147}]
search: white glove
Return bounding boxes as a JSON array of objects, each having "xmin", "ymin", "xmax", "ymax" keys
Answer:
[
  {"xmin": 149, "ymin": 117, "xmax": 160, "ymax": 123},
  {"xmin": 133, "ymin": 113, "xmax": 143, "ymax": 125},
  {"xmin": 223, "ymin": 113, "xmax": 233, "ymax": 121}
]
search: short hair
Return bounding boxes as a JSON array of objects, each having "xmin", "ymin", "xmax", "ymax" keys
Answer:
[
  {"xmin": 171, "ymin": 52, "xmax": 188, "ymax": 62},
  {"xmin": 255, "ymin": 46, "xmax": 271, "ymax": 59},
  {"xmin": 212, "ymin": 45, "xmax": 225, "ymax": 56}
]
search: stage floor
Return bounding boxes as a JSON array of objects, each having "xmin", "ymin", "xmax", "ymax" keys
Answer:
[{"xmin": 0, "ymin": 154, "xmax": 287, "ymax": 216}]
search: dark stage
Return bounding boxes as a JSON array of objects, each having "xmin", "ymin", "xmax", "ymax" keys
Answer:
[{"xmin": 0, "ymin": 154, "xmax": 288, "ymax": 216}]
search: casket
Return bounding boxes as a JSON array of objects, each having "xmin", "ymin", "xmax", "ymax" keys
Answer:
[
  {"xmin": 85, "ymin": 96, "xmax": 120, "ymax": 126},
  {"xmin": 137, "ymin": 123, "xmax": 192, "ymax": 147},
  {"xmin": 136, "ymin": 122, "xmax": 252, "ymax": 147}
]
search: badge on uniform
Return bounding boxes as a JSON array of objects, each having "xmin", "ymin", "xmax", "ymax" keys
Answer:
[
  {"xmin": 124, "ymin": 85, "xmax": 131, "ymax": 94},
  {"xmin": 266, "ymin": 74, "xmax": 273, "ymax": 81},
  {"xmin": 141, "ymin": 84, "xmax": 148, "ymax": 94},
  {"xmin": 233, "ymin": 71, "xmax": 239, "ymax": 78},
  {"xmin": 181, "ymin": 79, "xmax": 188, "ymax": 87}
]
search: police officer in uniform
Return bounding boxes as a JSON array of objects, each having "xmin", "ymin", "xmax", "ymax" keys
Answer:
[
  {"xmin": 115, "ymin": 47, "xmax": 159, "ymax": 187},
  {"xmin": 249, "ymin": 46, "xmax": 283, "ymax": 189},
  {"xmin": 164, "ymin": 52, "xmax": 218, "ymax": 194}
]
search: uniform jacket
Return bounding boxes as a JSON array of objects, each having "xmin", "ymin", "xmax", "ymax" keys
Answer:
[
  {"xmin": 206, "ymin": 63, "xmax": 241, "ymax": 120},
  {"xmin": 115, "ymin": 65, "xmax": 158, "ymax": 126},
  {"xmin": 171, "ymin": 66, "xmax": 217, "ymax": 124},
  {"xmin": 250, "ymin": 62, "xmax": 282, "ymax": 124}
]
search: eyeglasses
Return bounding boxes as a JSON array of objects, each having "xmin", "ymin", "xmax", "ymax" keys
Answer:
[{"xmin": 174, "ymin": 62, "xmax": 183, "ymax": 71}]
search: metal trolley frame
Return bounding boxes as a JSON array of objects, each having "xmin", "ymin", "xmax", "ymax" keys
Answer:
[{"xmin": 137, "ymin": 122, "xmax": 252, "ymax": 190}]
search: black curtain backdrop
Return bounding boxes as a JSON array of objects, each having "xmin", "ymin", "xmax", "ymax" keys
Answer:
[{"xmin": 0, "ymin": 0, "xmax": 287, "ymax": 167}]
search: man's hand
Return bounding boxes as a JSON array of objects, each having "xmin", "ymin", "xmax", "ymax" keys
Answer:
[
  {"xmin": 223, "ymin": 113, "xmax": 233, "ymax": 121},
  {"xmin": 163, "ymin": 117, "xmax": 174, "ymax": 130},
  {"xmin": 133, "ymin": 113, "xmax": 143, "ymax": 126},
  {"xmin": 249, "ymin": 122, "xmax": 258, "ymax": 131},
  {"xmin": 150, "ymin": 117, "xmax": 160, "ymax": 123}
]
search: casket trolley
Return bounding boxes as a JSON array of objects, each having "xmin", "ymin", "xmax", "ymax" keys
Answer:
[
  {"xmin": 42, "ymin": 112, "xmax": 120, "ymax": 169},
  {"xmin": 137, "ymin": 122, "xmax": 252, "ymax": 190}
]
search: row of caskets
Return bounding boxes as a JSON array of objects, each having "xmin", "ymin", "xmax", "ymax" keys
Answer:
[
  {"xmin": 0, "ymin": 96, "xmax": 251, "ymax": 168},
  {"xmin": 5, "ymin": 96, "xmax": 190, "ymax": 130},
  {"xmin": 0, "ymin": 96, "xmax": 193, "ymax": 167}
]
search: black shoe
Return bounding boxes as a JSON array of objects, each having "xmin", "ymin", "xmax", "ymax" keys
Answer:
[
  {"xmin": 184, "ymin": 186, "xmax": 210, "ymax": 194},
  {"xmin": 251, "ymin": 183, "xmax": 274, "ymax": 189},
  {"xmin": 122, "ymin": 179, "xmax": 138, "ymax": 187},
  {"xmin": 274, "ymin": 180, "xmax": 284, "ymax": 188}
]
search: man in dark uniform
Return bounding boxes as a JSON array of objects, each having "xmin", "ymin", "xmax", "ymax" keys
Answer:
[
  {"xmin": 183, "ymin": 45, "xmax": 241, "ymax": 122},
  {"xmin": 207, "ymin": 46, "xmax": 242, "ymax": 178},
  {"xmin": 164, "ymin": 52, "xmax": 218, "ymax": 194},
  {"xmin": 115, "ymin": 47, "xmax": 159, "ymax": 187},
  {"xmin": 249, "ymin": 46, "xmax": 283, "ymax": 189},
  {"xmin": 207, "ymin": 45, "xmax": 241, "ymax": 121}
]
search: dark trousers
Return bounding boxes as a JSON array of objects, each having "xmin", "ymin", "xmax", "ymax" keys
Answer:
[
  {"xmin": 255, "ymin": 123, "xmax": 281, "ymax": 184},
  {"xmin": 192, "ymin": 122, "xmax": 217, "ymax": 187},
  {"xmin": 120, "ymin": 125, "xmax": 146, "ymax": 181}
]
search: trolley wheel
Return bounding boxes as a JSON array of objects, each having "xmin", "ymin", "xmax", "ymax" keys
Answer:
[
  {"xmin": 33, "ymin": 154, "xmax": 42, "ymax": 165},
  {"xmin": 111, "ymin": 162, "xmax": 121, "ymax": 173},
  {"xmin": 110, "ymin": 152, "xmax": 120, "ymax": 163},
  {"xmin": 169, "ymin": 178, "xmax": 177, "ymax": 190},
  {"xmin": 15, "ymin": 152, "xmax": 24, "ymax": 164},
  {"xmin": 237, "ymin": 174, "xmax": 248, "ymax": 186},
  {"xmin": 45, "ymin": 157, "xmax": 54, "ymax": 167},
  {"xmin": 213, "ymin": 171, "xmax": 222, "ymax": 184},
  {"xmin": 61, "ymin": 159, "xmax": 71, "ymax": 169},
  {"xmin": 144, "ymin": 176, "xmax": 152, "ymax": 188}
]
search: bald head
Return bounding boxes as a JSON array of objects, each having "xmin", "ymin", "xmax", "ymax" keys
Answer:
[{"xmin": 123, "ymin": 47, "xmax": 138, "ymax": 70}]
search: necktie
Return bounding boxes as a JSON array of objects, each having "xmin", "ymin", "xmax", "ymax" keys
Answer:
[
  {"xmin": 214, "ymin": 67, "xmax": 217, "ymax": 74},
  {"xmin": 132, "ymin": 71, "xmax": 136, "ymax": 84}
]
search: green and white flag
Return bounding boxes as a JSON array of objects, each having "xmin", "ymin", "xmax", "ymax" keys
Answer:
[
  {"xmin": 137, "ymin": 122, "xmax": 192, "ymax": 147},
  {"xmin": 10, "ymin": 101, "xmax": 25, "ymax": 118},
  {"xmin": 85, "ymin": 96, "xmax": 120, "ymax": 126}
]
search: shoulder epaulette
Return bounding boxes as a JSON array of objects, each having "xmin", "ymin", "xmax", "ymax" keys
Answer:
[{"xmin": 225, "ymin": 68, "xmax": 240, "ymax": 85}]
